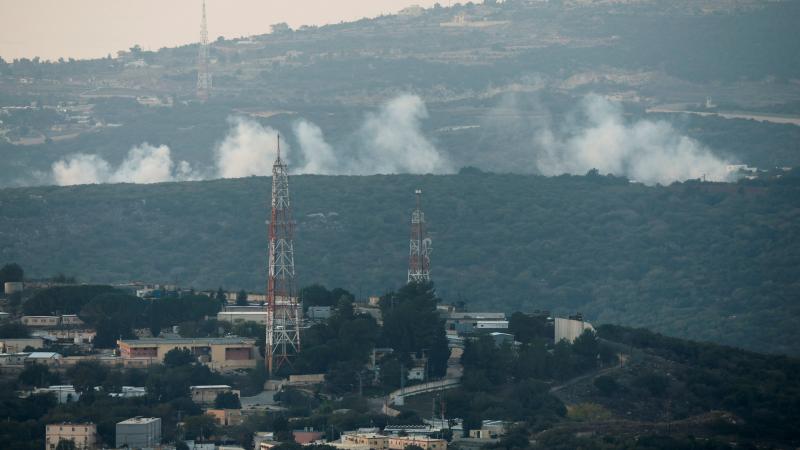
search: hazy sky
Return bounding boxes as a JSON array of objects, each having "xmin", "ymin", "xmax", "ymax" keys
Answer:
[{"xmin": 0, "ymin": 0, "xmax": 442, "ymax": 61}]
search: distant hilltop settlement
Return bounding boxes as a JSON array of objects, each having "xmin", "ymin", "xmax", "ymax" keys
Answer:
[{"xmin": 0, "ymin": 277, "xmax": 594, "ymax": 450}]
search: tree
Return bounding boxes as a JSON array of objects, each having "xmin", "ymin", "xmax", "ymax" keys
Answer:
[
  {"xmin": 380, "ymin": 282, "xmax": 450, "ymax": 378},
  {"xmin": 236, "ymin": 290, "xmax": 248, "ymax": 306},
  {"xmin": 593, "ymin": 375, "xmax": 619, "ymax": 396},
  {"xmin": 214, "ymin": 391, "xmax": 241, "ymax": 409},
  {"xmin": 66, "ymin": 361, "xmax": 108, "ymax": 393},
  {"xmin": 0, "ymin": 323, "xmax": 30, "ymax": 338},
  {"xmin": 183, "ymin": 414, "xmax": 218, "ymax": 441},
  {"xmin": 272, "ymin": 415, "xmax": 291, "ymax": 441},
  {"xmin": 164, "ymin": 348, "xmax": 195, "ymax": 367},
  {"xmin": 18, "ymin": 363, "xmax": 60, "ymax": 387},
  {"xmin": 55, "ymin": 439, "xmax": 76, "ymax": 450},
  {"xmin": 24, "ymin": 285, "xmax": 116, "ymax": 316},
  {"xmin": 0, "ymin": 263, "xmax": 24, "ymax": 284}
]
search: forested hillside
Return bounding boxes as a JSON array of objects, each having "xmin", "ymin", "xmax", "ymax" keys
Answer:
[{"xmin": 1, "ymin": 171, "xmax": 799, "ymax": 354}]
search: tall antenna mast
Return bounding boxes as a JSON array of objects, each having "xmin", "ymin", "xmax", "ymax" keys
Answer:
[
  {"xmin": 408, "ymin": 189, "xmax": 432, "ymax": 283},
  {"xmin": 266, "ymin": 135, "xmax": 301, "ymax": 376},
  {"xmin": 196, "ymin": 0, "xmax": 212, "ymax": 101}
]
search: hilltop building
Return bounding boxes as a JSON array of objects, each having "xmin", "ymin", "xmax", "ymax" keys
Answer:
[
  {"xmin": 116, "ymin": 417, "xmax": 161, "ymax": 449},
  {"xmin": 190, "ymin": 385, "xmax": 239, "ymax": 406},
  {"xmin": 554, "ymin": 314, "xmax": 594, "ymax": 344},
  {"xmin": 117, "ymin": 337, "xmax": 259, "ymax": 371},
  {"xmin": 45, "ymin": 422, "xmax": 97, "ymax": 450}
]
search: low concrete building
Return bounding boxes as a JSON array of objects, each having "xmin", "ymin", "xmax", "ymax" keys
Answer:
[
  {"xmin": 342, "ymin": 432, "xmax": 389, "ymax": 450},
  {"xmin": 110, "ymin": 386, "xmax": 147, "ymax": 398},
  {"xmin": 468, "ymin": 420, "xmax": 507, "ymax": 439},
  {"xmin": 60, "ymin": 314, "xmax": 85, "ymax": 326},
  {"xmin": 35, "ymin": 385, "xmax": 80, "ymax": 403},
  {"xmin": 21, "ymin": 315, "xmax": 60, "ymax": 327},
  {"xmin": 33, "ymin": 329, "xmax": 95, "ymax": 345},
  {"xmin": 554, "ymin": 315, "xmax": 594, "ymax": 344},
  {"xmin": 117, "ymin": 337, "xmax": 259, "ymax": 371},
  {"xmin": 292, "ymin": 429, "xmax": 324, "ymax": 444},
  {"xmin": 490, "ymin": 332, "xmax": 515, "ymax": 347},
  {"xmin": 190, "ymin": 385, "xmax": 239, "ymax": 406},
  {"xmin": 407, "ymin": 366, "xmax": 425, "ymax": 381},
  {"xmin": 0, "ymin": 352, "xmax": 28, "ymax": 366},
  {"xmin": 45, "ymin": 422, "xmax": 97, "ymax": 450},
  {"xmin": 21, "ymin": 315, "xmax": 84, "ymax": 328},
  {"xmin": 253, "ymin": 432, "xmax": 275, "ymax": 450},
  {"xmin": 116, "ymin": 417, "xmax": 161, "ymax": 449},
  {"xmin": 383, "ymin": 425, "xmax": 439, "ymax": 437},
  {"xmin": 25, "ymin": 351, "xmax": 62, "ymax": 366},
  {"xmin": 4, "ymin": 281, "xmax": 23, "ymax": 295},
  {"xmin": 207, "ymin": 408, "xmax": 244, "ymax": 426},
  {"xmin": 307, "ymin": 306, "xmax": 332, "ymax": 322},
  {"xmin": 389, "ymin": 436, "xmax": 447, "ymax": 450},
  {"xmin": 0, "ymin": 337, "xmax": 44, "ymax": 352},
  {"xmin": 288, "ymin": 373, "xmax": 325, "ymax": 385},
  {"xmin": 217, "ymin": 311, "xmax": 268, "ymax": 325},
  {"xmin": 445, "ymin": 312, "xmax": 507, "ymax": 335}
]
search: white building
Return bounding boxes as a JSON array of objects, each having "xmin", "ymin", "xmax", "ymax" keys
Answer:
[
  {"xmin": 35, "ymin": 385, "xmax": 80, "ymax": 403},
  {"xmin": 217, "ymin": 311, "xmax": 268, "ymax": 325},
  {"xmin": 116, "ymin": 417, "xmax": 161, "ymax": 449},
  {"xmin": 554, "ymin": 316, "xmax": 594, "ymax": 344}
]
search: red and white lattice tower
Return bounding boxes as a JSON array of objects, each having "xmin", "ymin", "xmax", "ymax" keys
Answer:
[
  {"xmin": 266, "ymin": 136, "xmax": 301, "ymax": 375},
  {"xmin": 408, "ymin": 189, "xmax": 432, "ymax": 283},
  {"xmin": 196, "ymin": 0, "xmax": 212, "ymax": 101}
]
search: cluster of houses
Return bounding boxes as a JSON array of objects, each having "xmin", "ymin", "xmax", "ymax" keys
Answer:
[{"xmin": 2, "ymin": 281, "xmax": 595, "ymax": 450}]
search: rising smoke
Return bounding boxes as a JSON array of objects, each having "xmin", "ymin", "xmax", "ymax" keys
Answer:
[
  {"xmin": 292, "ymin": 120, "xmax": 337, "ymax": 175},
  {"xmin": 47, "ymin": 94, "xmax": 731, "ymax": 186},
  {"xmin": 52, "ymin": 143, "xmax": 197, "ymax": 186},
  {"xmin": 350, "ymin": 94, "xmax": 452, "ymax": 174},
  {"xmin": 215, "ymin": 117, "xmax": 282, "ymax": 178},
  {"xmin": 532, "ymin": 95, "xmax": 733, "ymax": 185},
  {"xmin": 217, "ymin": 94, "xmax": 452, "ymax": 176}
]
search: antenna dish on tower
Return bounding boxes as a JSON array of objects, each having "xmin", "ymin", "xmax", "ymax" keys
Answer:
[{"xmin": 408, "ymin": 189, "xmax": 432, "ymax": 284}]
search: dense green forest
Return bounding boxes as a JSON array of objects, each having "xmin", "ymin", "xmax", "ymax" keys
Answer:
[{"xmin": 2, "ymin": 171, "xmax": 799, "ymax": 355}]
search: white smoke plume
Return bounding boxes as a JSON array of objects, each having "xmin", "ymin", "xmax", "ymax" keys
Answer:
[
  {"xmin": 52, "ymin": 154, "xmax": 111, "ymax": 186},
  {"xmin": 222, "ymin": 95, "xmax": 452, "ymax": 176},
  {"xmin": 534, "ymin": 95, "xmax": 733, "ymax": 185},
  {"xmin": 51, "ymin": 143, "xmax": 197, "ymax": 186},
  {"xmin": 350, "ymin": 94, "xmax": 452, "ymax": 174},
  {"xmin": 292, "ymin": 120, "xmax": 337, "ymax": 175},
  {"xmin": 214, "ymin": 117, "xmax": 282, "ymax": 178}
]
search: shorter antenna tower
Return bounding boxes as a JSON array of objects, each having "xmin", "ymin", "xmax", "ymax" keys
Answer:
[
  {"xmin": 407, "ymin": 189, "xmax": 432, "ymax": 283},
  {"xmin": 196, "ymin": 0, "xmax": 212, "ymax": 101}
]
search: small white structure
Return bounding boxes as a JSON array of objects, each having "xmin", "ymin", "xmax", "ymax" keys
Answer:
[
  {"xmin": 554, "ymin": 317, "xmax": 594, "ymax": 344},
  {"xmin": 116, "ymin": 417, "xmax": 161, "ymax": 449},
  {"xmin": 25, "ymin": 351, "xmax": 62, "ymax": 366},
  {"xmin": 110, "ymin": 386, "xmax": 147, "ymax": 398},
  {"xmin": 407, "ymin": 366, "xmax": 425, "ymax": 381},
  {"xmin": 217, "ymin": 311, "xmax": 268, "ymax": 325},
  {"xmin": 476, "ymin": 320, "xmax": 508, "ymax": 329},
  {"xmin": 35, "ymin": 385, "xmax": 80, "ymax": 403},
  {"xmin": 4, "ymin": 281, "xmax": 23, "ymax": 295}
]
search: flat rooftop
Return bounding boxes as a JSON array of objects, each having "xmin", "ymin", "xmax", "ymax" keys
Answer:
[
  {"xmin": 118, "ymin": 417, "xmax": 160, "ymax": 425},
  {"xmin": 118, "ymin": 337, "xmax": 255, "ymax": 345}
]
